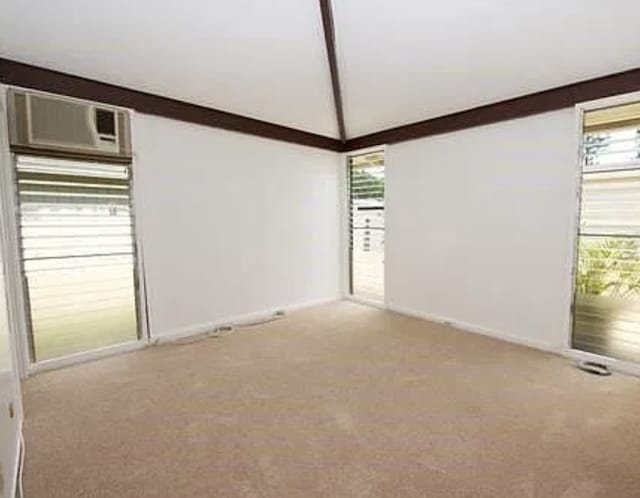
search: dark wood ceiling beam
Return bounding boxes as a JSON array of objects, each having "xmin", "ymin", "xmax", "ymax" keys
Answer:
[
  {"xmin": 0, "ymin": 58, "xmax": 343, "ymax": 152},
  {"xmin": 4, "ymin": 58, "xmax": 640, "ymax": 155},
  {"xmin": 319, "ymin": 0, "xmax": 347, "ymax": 143},
  {"xmin": 345, "ymin": 67, "xmax": 640, "ymax": 151}
]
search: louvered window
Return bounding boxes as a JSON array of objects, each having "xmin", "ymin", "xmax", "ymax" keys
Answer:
[
  {"xmin": 348, "ymin": 152, "xmax": 384, "ymax": 302},
  {"xmin": 15, "ymin": 156, "xmax": 140, "ymax": 362},
  {"xmin": 573, "ymin": 102, "xmax": 640, "ymax": 363}
]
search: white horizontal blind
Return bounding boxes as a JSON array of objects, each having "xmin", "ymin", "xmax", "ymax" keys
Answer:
[
  {"xmin": 349, "ymin": 152, "xmax": 384, "ymax": 302},
  {"xmin": 584, "ymin": 128, "xmax": 640, "ymax": 171},
  {"xmin": 16, "ymin": 156, "xmax": 139, "ymax": 362},
  {"xmin": 573, "ymin": 104, "xmax": 640, "ymax": 363}
]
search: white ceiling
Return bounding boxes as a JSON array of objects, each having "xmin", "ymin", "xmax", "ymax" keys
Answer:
[
  {"xmin": 0, "ymin": 0, "xmax": 339, "ymax": 137},
  {"xmin": 334, "ymin": 0, "xmax": 640, "ymax": 137},
  {"xmin": 2, "ymin": 1, "xmax": 640, "ymax": 139}
]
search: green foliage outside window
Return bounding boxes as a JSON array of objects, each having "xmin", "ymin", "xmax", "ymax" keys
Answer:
[
  {"xmin": 576, "ymin": 237, "xmax": 640, "ymax": 298},
  {"xmin": 351, "ymin": 169, "xmax": 384, "ymax": 200}
]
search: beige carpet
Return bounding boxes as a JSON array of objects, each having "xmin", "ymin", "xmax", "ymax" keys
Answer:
[{"xmin": 23, "ymin": 301, "xmax": 640, "ymax": 497}]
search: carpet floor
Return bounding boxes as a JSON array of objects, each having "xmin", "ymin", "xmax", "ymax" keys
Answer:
[{"xmin": 23, "ymin": 301, "xmax": 640, "ymax": 497}]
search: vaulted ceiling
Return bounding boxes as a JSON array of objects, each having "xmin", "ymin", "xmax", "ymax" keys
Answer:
[
  {"xmin": 0, "ymin": 0, "xmax": 337, "ymax": 137},
  {"xmin": 2, "ymin": 0, "xmax": 640, "ymax": 141}
]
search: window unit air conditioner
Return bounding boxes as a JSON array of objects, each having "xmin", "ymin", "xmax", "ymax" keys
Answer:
[{"xmin": 7, "ymin": 89, "xmax": 132, "ymax": 163}]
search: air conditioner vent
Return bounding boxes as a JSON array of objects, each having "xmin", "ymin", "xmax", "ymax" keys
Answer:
[
  {"xmin": 7, "ymin": 89, "xmax": 132, "ymax": 163},
  {"xmin": 30, "ymin": 94, "xmax": 95, "ymax": 146}
]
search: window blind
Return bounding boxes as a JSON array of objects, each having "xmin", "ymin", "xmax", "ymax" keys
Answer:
[
  {"xmin": 16, "ymin": 156, "xmax": 139, "ymax": 362},
  {"xmin": 583, "ymin": 101, "xmax": 640, "ymax": 133}
]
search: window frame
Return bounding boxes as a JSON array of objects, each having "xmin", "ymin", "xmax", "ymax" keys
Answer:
[
  {"xmin": 344, "ymin": 147, "xmax": 386, "ymax": 306},
  {"xmin": 567, "ymin": 91, "xmax": 640, "ymax": 376}
]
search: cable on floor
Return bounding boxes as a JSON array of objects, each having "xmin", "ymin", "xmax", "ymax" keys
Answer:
[{"xmin": 151, "ymin": 311, "xmax": 286, "ymax": 347}]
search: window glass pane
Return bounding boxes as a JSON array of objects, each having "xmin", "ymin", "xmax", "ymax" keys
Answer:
[
  {"xmin": 349, "ymin": 152, "xmax": 385, "ymax": 302},
  {"xmin": 574, "ymin": 236, "xmax": 640, "ymax": 363},
  {"xmin": 584, "ymin": 127, "xmax": 640, "ymax": 169}
]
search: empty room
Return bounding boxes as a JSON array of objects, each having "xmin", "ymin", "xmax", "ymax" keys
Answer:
[{"xmin": 0, "ymin": 0, "xmax": 639, "ymax": 496}]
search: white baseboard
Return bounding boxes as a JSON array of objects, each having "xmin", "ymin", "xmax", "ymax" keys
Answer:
[
  {"xmin": 344, "ymin": 295, "xmax": 386, "ymax": 310},
  {"xmin": 283, "ymin": 296, "xmax": 340, "ymax": 313},
  {"xmin": 386, "ymin": 303, "xmax": 561, "ymax": 355},
  {"xmin": 367, "ymin": 302, "xmax": 640, "ymax": 378},
  {"xmin": 152, "ymin": 296, "xmax": 340, "ymax": 344}
]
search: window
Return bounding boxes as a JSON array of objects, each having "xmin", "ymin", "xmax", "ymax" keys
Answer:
[
  {"xmin": 15, "ymin": 156, "xmax": 140, "ymax": 362},
  {"xmin": 572, "ymin": 101, "xmax": 640, "ymax": 363},
  {"xmin": 348, "ymin": 151, "xmax": 385, "ymax": 302}
]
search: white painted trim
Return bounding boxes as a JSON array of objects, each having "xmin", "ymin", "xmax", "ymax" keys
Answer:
[
  {"xmin": 345, "ymin": 295, "xmax": 385, "ymax": 310},
  {"xmin": 152, "ymin": 297, "xmax": 339, "ymax": 344},
  {"xmin": 346, "ymin": 144, "xmax": 388, "ymax": 157},
  {"xmin": 387, "ymin": 303, "xmax": 561, "ymax": 354},
  {"xmin": 339, "ymin": 153, "xmax": 350, "ymax": 299},
  {"xmin": 0, "ymin": 84, "xmax": 30, "ymax": 379},
  {"xmin": 284, "ymin": 297, "xmax": 340, "ymax": 313},
  {"xmin": 564, "ymin": 104, "xmax": 586, "ymax": 351},
  {"xmin": 27, "ymin": 340, "xmax": 145, "ymax": 375},
  {"xmin": 0, "ymin": 86, "xmax": 25, "ymax": 497},
  {"xmin": 575, "ymin": 90, "xmax": 640, "ymax": 113},
  {"xmin": 128, "ymin": 111, "xmax": 151, "ymax": 343}
]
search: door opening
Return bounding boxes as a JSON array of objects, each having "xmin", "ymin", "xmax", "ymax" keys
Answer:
[{"xmin": 348, "ymin": 151, "xmax": 385, "ymax": 303}]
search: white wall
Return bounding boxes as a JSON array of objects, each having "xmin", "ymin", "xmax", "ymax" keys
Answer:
[
  {"xmin": 0, "ymin": 88, "xmax": 22, "ymax": 497},
  {"xmin": 385, "ymin": 109, "xmax": 579, "ymax": 352},
  {"xmin": 132, "ymin": 114, "xmax": 342, "ymax": 338},
  {"xmin": 0, "ymin": 209, "xmax": 21, "ymax": 498}
]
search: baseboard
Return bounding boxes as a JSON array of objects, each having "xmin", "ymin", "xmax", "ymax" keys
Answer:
[
  {"xmin": 283, "ymin": 296, "xmax": 340, "ymax": 313},
  {"xmin": 387, "ymin": 303, "xmax": 561, "ymax": 355},
  {"xmin": 152, "ymin": 296, "xmax": 340, "ymax": 344},
  {"xmin": 344, "ymin": 295, "xmax": 386, "ymax": 309}
]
